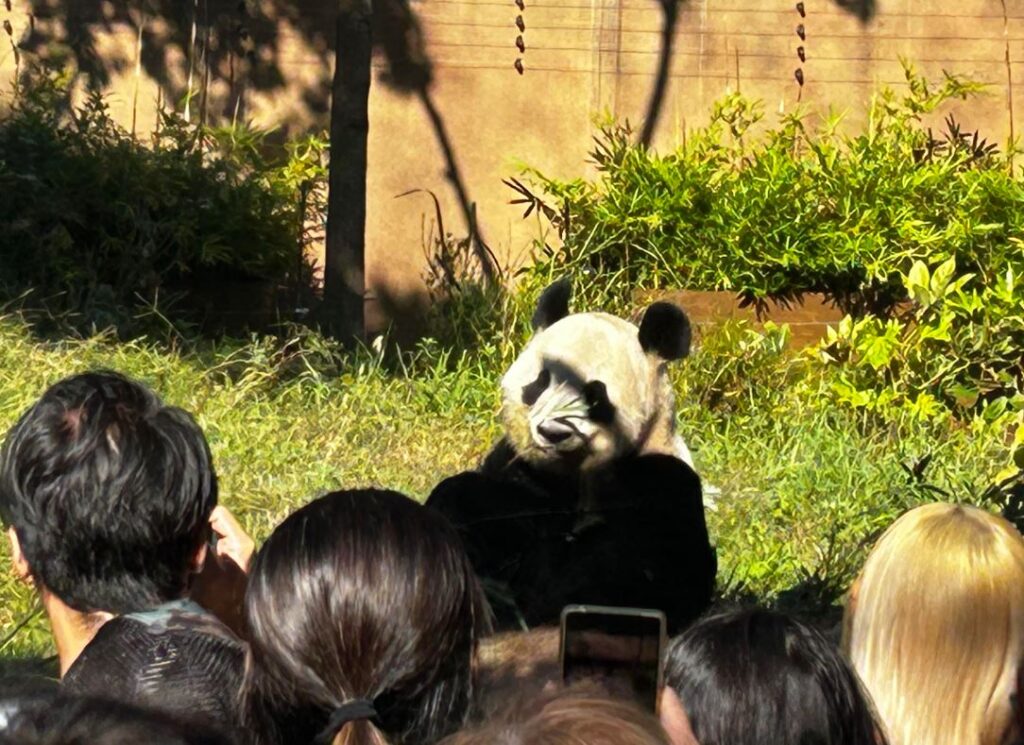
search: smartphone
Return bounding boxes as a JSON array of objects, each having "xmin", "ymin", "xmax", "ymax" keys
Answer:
[{"xmin": 560, "ymin": 605, "xmax": 667, "ymax": 712}]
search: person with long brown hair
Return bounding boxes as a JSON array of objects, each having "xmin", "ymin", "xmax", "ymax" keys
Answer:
[{"xmin": 242, "ymin": 489, "xmax": 491, "ymax": 745}]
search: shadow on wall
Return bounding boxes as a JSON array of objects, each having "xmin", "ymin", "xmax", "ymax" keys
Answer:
[
  {"xmin": 635, "ymin": 0, "xmax": 875, "ymax": 145},
  {"xmin": 16, "ymin": 0, "xmax": 500, "ymax": 291},
  {"xmin": 11, "ymin": 0, "xmax": 494, "ymax": 218},
  {"xmin": 17, "ymin": 0, "xmax": 433, "ymax": 133},
  {"xmin": 370, "ymin": 281, "xmax": 431, "ymax": 346},
  {"xmin": 639, "ymin": 0, "xmax": 686, "ymax": 147},
  {"xmin": 13, "ymin": 0, "xmax": 878, "ymax": 339},
  {"xmin": 17, "ymin": 0, "xmax": 882, "ymax": 148},
  {"xmin": 833, "ymin": 0, "xmax": 876, "ymax": 23}
]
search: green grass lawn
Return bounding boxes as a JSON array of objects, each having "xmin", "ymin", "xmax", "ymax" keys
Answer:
[{"xmin": 0, "ymin": 315, "xmax": 1012, "ymax": 661}]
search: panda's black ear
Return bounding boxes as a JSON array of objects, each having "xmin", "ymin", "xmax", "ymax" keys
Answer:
[
  {"xmin": 531, "ymin": 278, "xmax": 572, "ymax": 330},
  {"xmin": 638, "ymin": 302, "xmax": 692, "ymax": 360}
]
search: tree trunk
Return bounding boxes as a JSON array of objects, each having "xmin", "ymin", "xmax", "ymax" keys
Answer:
[{"xmin": 323, "ymin": 0, "xmax": 373, "ymax": 341}]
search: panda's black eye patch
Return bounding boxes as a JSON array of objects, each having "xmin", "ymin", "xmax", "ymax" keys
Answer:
[
  {"xmin": 521, "ymin": 369, "xmax": 551, "ymax": 406},
  {"xmin": 583, "ymin": 380, "xmax": 616, "ymax": 424}
]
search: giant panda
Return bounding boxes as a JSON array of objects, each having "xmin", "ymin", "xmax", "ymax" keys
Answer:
[{"xmin": 427, "ymin": 279, "xmax": 716, "ymax": 633}]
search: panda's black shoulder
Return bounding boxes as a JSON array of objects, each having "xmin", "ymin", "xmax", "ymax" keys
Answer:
[
  {"xmin": 479, "ymin": 437, "xmax": 519, "ymax": 476},
  {"xmin": 617, "ymin": 451, "xmax": 702, "ymax": 487},
  {"xmin": 426, "ymin": 470, "xmax": 516, "ymax": 521},
  {"xmin": 606, "ymin": 453, "xmax": 704, "ymax": 508},
  {"xmin": 425, "ymin": 451, "xmax": 568, "ymax": 523},
  {"xmin": 425, "ymin": 438, "xmax": 523, "ymax": 511}
]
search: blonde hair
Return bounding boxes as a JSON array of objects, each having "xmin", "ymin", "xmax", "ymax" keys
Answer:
[{"xmin": 844, "ymin": 502, "xmax": 1024, "ymax": 745}]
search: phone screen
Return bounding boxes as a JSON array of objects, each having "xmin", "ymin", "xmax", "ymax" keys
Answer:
[{"xmin": 560, "ymin": 606, "xmax": 666, "ymax": 712}]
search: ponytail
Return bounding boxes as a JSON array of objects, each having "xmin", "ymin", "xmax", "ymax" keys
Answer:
[
  {"xmin": 329, "ymin": 720, "xmax": 390, "ymax": 745},
  {"xmin": 243, "ymin": 490, "xmax": 488, "ymax": 745},
  {"xmin": 315, "ymin": 699, "xmax": 386, "ymax": 745}
]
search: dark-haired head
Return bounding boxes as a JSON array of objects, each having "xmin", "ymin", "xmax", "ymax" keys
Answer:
[
  {"xmin": 0, "ymin": 371, "xmax": 217, "ymax": 614},
  {"xmin": 243, "ymin": 489, "xmax": 491, "ymax": 745},
  {"xmin": 662, "ymin": 608, "xmax": 881, "ymax": 745},
  {"xmin": 1, "ymin": 695, "xmax": 231, "ymax": 745}
]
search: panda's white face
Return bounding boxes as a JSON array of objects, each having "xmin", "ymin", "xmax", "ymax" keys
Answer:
[{"xmin": 501, "ymin": 312, "xmax": 669, "ymax": 471}]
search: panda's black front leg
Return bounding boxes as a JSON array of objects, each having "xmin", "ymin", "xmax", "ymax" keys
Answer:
[
  {"xmin": 426, "ymin": 466, "xmax": 578, "ymax": 630},
  {"xmin": 568, "ymin": 471, "xmax": 611, "ymax": 536},
  {"xmin": 553, "ymin": 454, "xmax": 717, "ymax": 633}
]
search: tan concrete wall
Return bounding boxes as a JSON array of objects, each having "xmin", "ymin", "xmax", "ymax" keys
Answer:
[{"xmin": 2, "ymin": 0, "xmax": 1022, "ymax": 332}]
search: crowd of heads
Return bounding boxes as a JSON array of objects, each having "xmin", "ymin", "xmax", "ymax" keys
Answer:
[{"xmin": 1, "ymin": 370, "xmax": 1023, "ymax": 745}]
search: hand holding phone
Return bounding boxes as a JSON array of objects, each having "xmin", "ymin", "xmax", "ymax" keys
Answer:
[{"xmin": 192, "ymin": 506, "xmax": 255, "ymax": 637}]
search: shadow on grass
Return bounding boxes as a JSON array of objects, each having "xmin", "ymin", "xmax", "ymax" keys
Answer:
[{"xmin": 718, "ymin": 573, "xmax": 847, "ymax": 644}]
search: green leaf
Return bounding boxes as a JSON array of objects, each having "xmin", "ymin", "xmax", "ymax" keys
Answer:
[
  {"xmin": 948, "ymin": 384, "xmax": 980, "ymax": 409},
  {"xmin": 858, "ymin": 323, "xmax": 901, "ymax": 370},
  {"xmin": 907, "ymin": 261, "xmax": 931, "ymax": 305},
  {"xmin": 918, "ymin": 323, "xmax": 952, "ymax": 342},
  {"xmin": 930, "ymin": 257, "xmax": 956, "ymax": 298},
  {"xmin": 908, "ymin": 392, "xmax": 942, "ymax": 420},
  {"xmin": 948, "ymin": 274, "xmax": 975, "ymax": 295},
  {"xmin": 972, "ymin": 222, "xmax": 1004, "ymax": 233}
]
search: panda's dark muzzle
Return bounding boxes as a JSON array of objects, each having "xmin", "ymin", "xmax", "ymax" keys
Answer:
[{"xmin": 536, "ymin": 419, "xmax": 575, "ymax": 445}]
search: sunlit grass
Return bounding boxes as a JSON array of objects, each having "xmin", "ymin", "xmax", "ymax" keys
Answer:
[{"xmin": 0, "ymin": 315, "xmax": 1012, "ymax": 662}]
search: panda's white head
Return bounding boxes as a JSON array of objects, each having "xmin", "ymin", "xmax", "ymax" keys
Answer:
[{"xmin": 501, "ymin": 279, "xmax": 692, "ymax": 472}]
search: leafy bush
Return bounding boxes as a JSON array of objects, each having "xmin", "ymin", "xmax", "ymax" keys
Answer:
[
  {"xmin": 511, "ymin": 63, "xmax": 1019, "ymax": 315},
  {"xmin": 505, "ymin": 62, "xmax": 1023, "ymax": 497},
  {"xmin": 420, "ymin": 214, "xmax": 520, "ymax": 362},
  {"xmin": 813, "ymin": 256, "xmax": 1024, "ymax": 513},
  {"xmin": 0, "ymin": 67, "xmax": 326, "ymax": 333},
  {"xmin": 674, "ymin": 319, "xmax": 796, "ymax": 417},
  {"xmin": 820, "ymin": 257, "xmax": 1024, "ymax": 422}
]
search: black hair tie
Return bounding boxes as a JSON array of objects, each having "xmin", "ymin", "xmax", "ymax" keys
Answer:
[{"xmin": 313, "ymin": 699, "xmax": 379, "ymax": 744}]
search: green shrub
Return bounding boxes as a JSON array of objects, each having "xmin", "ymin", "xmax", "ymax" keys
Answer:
[
  {"xmin": 421, "ymin": 224, "xmax": 522, "ymax": 364},
  {"xmin": 812, "ymin": 256, "xmax": 1024, "ymax": 510},
  {"xmin": 819, "ymin": 257, "xmax": 1024, "ymax": 422},
  {"xmin": 674, "ymin": 320, "xmax": 796, "ymax": 417},
  {"xmin": 512, "ymin": 62, "xmax": 1018, "ymax": 315},
  {"xmin": 0, "ymin": 67, "xmax": 326, "ymax": 333}
]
